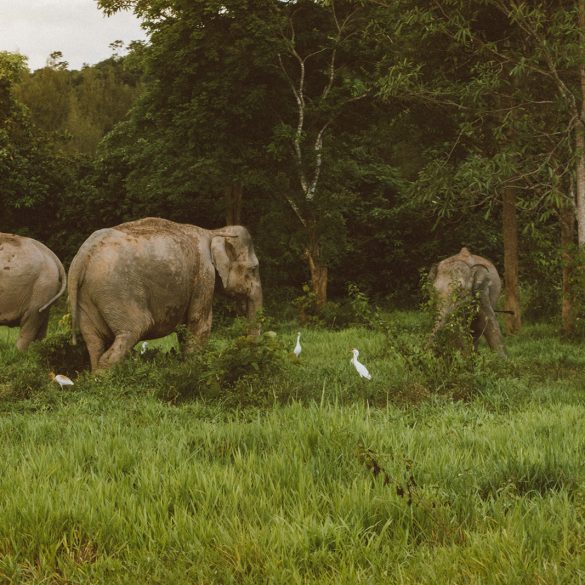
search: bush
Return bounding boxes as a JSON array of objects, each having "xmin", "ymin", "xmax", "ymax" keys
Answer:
[
  {"xmin": 291, "ymin": 282, "xmax": 377, "ymax": 329},
  {"xmin": 32, "ymin": 332, "xmax": 90, "ymax": 376},
  {"xmin": 155, "ymin": 331, "xmax": 286, "ymax": 407}
]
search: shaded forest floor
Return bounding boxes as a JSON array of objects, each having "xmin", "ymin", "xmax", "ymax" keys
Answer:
[{"xmin": 0, "ymin": 312, "xmax": 585, "ymax": 583}]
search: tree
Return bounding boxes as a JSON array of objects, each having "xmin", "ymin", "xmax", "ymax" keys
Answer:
[
  {"xmin": 378, "ymin": 0, "xmax": 585, "ymax": 331},
  {"xmin": 95, "ymin": 0, "xmax": 396, "ymax": 305}
]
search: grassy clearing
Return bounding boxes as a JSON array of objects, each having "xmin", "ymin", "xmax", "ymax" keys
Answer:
[{"xmin": 0, "ymin": 314, "xmax": 585, "ymax": 583}]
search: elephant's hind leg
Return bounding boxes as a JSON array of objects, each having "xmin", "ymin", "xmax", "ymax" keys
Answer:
[
  {"xmin": 79, "ymin": 311, "xmax": 109, "ymax": 371},
  {"xmin": 16, "ymin": 310, "xmax": 48, "ymax": 351},
  {"xmin": 85, "ymin": 333, "xmax": 107, "ymax": 371},
  {"xmin": 98, "ymin": 332, "xmax": 140, "ymax": 369},
  {"xmin": 34, "ymin": 311, "xmax": 50, "ymax": 341}
]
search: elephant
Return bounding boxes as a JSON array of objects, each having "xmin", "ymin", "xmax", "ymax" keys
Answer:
[
  {"xmin": 68, "ymin": 217, "xmax": 263, "ymax": 371},
  {"xmin": 0, "ymin": 233, "xmax": 66, "ymax": 350},
  {"xmin": 429, "ymin": 247, "xmax": 505, "ymax": 355}
]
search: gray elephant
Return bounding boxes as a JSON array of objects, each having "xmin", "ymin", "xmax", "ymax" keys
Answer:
[
  {"xmin": 0, "ymin": 233, "xmax": 66, "ymax": 350},
  {"xmin": 429, "ymin": 247, "xmax": 505, "ymax": 355},
  {"xmin": 68, "ymin": 217, "xmax": 263, "ymax": 370}
]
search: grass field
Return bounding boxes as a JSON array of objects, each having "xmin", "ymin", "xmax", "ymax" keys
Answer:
[{"xmin": 1, "ymin": 312, "xmax": 585, "ymax": 583}]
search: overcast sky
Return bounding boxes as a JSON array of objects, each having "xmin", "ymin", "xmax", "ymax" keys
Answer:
[{"xmin": 0, "ymin": 0, "xmax": 148, "ymax": 71}]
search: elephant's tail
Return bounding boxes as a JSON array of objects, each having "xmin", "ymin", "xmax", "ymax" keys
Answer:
[
  {"xmin": 38, "ymin": 249, "xmax": 67, "ymax": 313},
  {"xmin": 67, "ymin": 257, "xmax": 82, "ymax": 346}
]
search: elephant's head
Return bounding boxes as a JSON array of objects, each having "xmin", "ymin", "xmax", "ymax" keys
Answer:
[
  {"xmin": 211, "ymin": 226, "xmax": 263, "ymax": 329},
  {"xmin": 430, "ymin": 257, "xmax": 489, "ymax": 333}
]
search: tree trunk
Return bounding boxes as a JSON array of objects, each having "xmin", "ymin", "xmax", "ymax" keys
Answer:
[
  {"xmin": 502, "ymin": 185, "xmax": 522, "ymax": 333},
  {"xmin": 224, "ymin": 182, "xmax": 243, "ymax": 225},
  {"xmin": 575, "ymin": 125, "xmax": 585, "ymax": 246},
  {"xmin": 560, "ymin": 199, "xmax": 576, "ymax": 336},
  {"xmin": 306, "ymin": 223, "xmax": 328, "ymax": 307},
  {"xmin": 502, "ymin": 186, "xmax": 522, "ymax": 334},
  {"xmin": 577, "ymin": 2, "xmax": 585, "ymax": 246}
]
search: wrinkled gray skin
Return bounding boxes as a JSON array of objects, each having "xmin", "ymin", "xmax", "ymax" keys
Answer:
[
  {"xmin": 68, "ymin": 217, "xmax": 263, "ymax": 371},
  {"xmin": 0, "ymin": 233, "xmax": 66, "ymax": 350},
  {"xmin": 430, "ymin": 247, "xmax": 505, "ymax": 355}
]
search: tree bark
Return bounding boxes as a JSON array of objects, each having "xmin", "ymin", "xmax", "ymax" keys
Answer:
[
  {"xmin": 224, "ymin": 182, "xmax": 242, "ymax": 225},
  {"xmin": 560, "ymin": 199, "xmax": 576, "ymax": 336},
  {"xmin": 577, "ymin": 2, "xmax": 585, "ymax": 246},
  {"xmin": 575, "ymin": 125, "xmax": 585, "ymax": 246},
  {"xmin": 306, "ymin": 223, "xmax": 327, "ymax": 307},
  {"xmin": 502, "ymin": 185, "xmax": 522, "ymax": 333}
]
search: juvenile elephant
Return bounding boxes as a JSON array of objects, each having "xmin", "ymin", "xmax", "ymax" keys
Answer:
[
  {"xmin": 0, "ymin": 233, "xmax": 66, "ymax": 350},
  {"xmin": 68, "ymin": 217, "xmax": 263, "ymax": 371},
  {"xmin": 429, "ymin": 247, "xmax": 505, "ymax": 355}
]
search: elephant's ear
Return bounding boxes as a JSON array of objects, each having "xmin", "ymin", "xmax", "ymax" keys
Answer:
[
  {"xmin": 471, "ymin": 264, "xmax": 490, "ymax": 294},
  {"xmin": 211, "ymin": 236, "xmax": 237, "ymax": 287}
]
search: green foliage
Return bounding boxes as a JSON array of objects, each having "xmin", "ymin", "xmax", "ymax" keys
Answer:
[
  {"xmin": 16, "ymin": 54, "xmax": 142, "ymax": 155},
  {"xmin": 154, "ymin": 331, "xmax": 286, "ymax": 407},
  {"xmin": 216, "ymin": 332, "xmax": 285, "ymax": 388},
  {"xmin": 32, "ymin": 332, "xmax": 90, "ymax": 377},
  {"xmin": 292, "ymin": 283, "xmax": 321, "ymax": 325}
]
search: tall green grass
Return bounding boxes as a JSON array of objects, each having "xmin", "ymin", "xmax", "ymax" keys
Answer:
[{"xmin": 0, "ymin": 315, "xmax": 584, "ymax": 583}]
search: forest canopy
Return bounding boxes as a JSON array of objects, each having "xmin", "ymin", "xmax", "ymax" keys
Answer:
[{"xmin": 3, "ymin": 0, "xmax": 585, "ymax": 331}]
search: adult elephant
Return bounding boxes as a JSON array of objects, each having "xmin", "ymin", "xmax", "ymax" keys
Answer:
[
  {"xmin": 0, "ymin": 233, "xmax": 66, "ymax": 350},
  {"xmin": 68, "ymin": 217, "xmax": 263, "ymax": 371},
  {"xmin": 429, "ymin": 247, "xmax": 506, "ymax": 355}
]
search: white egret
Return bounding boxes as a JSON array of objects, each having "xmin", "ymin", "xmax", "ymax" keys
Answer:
[
  {"xmin": 140, "ymin": 341, "xmax": 148, "ymax": 355},
  {"xmin": 293, "ymin": 332, "xmax": 302, "ymax": 358},
  {"xmin": 50, "ymin": 372, "xmax": 74, "ymax": 389},
  {"xmin": 350, "ymin": 348, "xmax": 371, "ymax": 380}
]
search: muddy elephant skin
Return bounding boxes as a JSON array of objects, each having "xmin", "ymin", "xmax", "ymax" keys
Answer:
[
  {"xmin": 68, "ymin": 217, "xmax": 263, "ymax": 371},
  {"xmin": 430, "ymin": 247, "xmax": 506, "ymax": 355},
  {"xmin": 0, "ymin": 233, "xmax": 66, "ymax": 350}
]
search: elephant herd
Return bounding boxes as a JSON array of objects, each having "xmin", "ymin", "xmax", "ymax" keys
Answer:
[{"xmin": 0, "ymin": 217, "xmax": 505, "ymax": 371}]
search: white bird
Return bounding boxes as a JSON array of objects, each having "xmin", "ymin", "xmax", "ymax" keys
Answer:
[
  {"xmin": 293, "ymin": 332, "xmax": 302, "ymax": 358},
  {"xmin": 140, "ymin": 341, "xmax": 148, "ymax": 355},
  {"xmin": 50, "ymin": 372, "xmax": 74, "ymax": 389},
  {"xmin": 350, "ymin": 348, "xmax": 372, "ymax": 380}
]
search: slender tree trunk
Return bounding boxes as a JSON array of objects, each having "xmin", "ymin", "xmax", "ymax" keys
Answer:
[
  {"xmin": 502, "ymin": 185, "xmax": 522, "ymax": 333},
  {"xmin": 560, "ymin": 199, "xmax": 576, "ymax": 336},
  {"xmin": 575, "ymin": 126, "xmax": 585, "ymax": 245},
  {"xmin": 224, "ymin": 182, "xmax": 243, "ymax": 225},
  {"xmin": 306, "ymin": 222, "xmax": 327, "ymax": 307},
  {"xmin": 576, "ymin": 2, "xmax": 585, "ymax": 246}
]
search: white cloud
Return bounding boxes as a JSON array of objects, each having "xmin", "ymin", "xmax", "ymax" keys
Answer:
[{"xmin": 0, "ymin": 0, "xmax": 148, "ymax": 70}]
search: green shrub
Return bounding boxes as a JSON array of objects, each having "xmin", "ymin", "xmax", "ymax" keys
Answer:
[
  {"xmin": 291, "ymin": 282, "xmax": 376, "ymax": 329},
  {"xmin": 155, "ymin": 331, "xmax": 286, "ymax": 406},
  {"xmin": 216, "ymin": 332, "xmax": 285, "ymax": 387},
  {"xmin": 32, "ymin": 332, "xmax": 90, "ymax": 376}
]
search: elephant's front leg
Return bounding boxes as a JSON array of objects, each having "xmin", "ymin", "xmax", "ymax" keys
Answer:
[{"xmin": 180, "ymin": 295, "xmax": 213, "ymax": 354}]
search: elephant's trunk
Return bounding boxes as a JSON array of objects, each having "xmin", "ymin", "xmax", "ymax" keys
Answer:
[
  {"xmin": 246, "ymin": 285, "xmax": 263, "ymax": 335},
  {"xmin": 432, "ymin": 303, "xmax": 453, "ymax": 335},
  {"xmin": 433, "ymin": 293, "xmax": 472, "ymax": 334}
]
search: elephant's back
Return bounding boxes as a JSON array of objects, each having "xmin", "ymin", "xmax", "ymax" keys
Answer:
[
  {"xmin": 78, "ymin": 226, "xmax": 197, "ymax": 309},
  {"xmin": 0, "ymin": 233, "xmax": 59, "ymax": 320},
  {"xmin": 0, "ymin": 233, "xmax": 49, "ymax": 278}
]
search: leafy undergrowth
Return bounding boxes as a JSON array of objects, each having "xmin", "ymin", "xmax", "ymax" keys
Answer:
[{"xmin": 1, "ymin": 314, "xmax": 585, "ymax": 582}]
